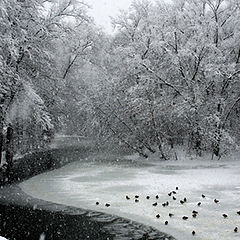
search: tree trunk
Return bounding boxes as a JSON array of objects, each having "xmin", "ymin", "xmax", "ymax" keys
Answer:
[
  {"xmin": 212, "ymin": 102, "xmax": 223, "ymax": 158},
  {"xmin": 0, "ymin": 126, "xmax": 3, "ymax": 165},
  {"xmin": 6, "ymin": 124, "xmax": 14, "ymax": 170},
  {"xmin": 195, "ymin": 128, "xmax": 202, "ymax": 156},
  {"xmin": 158, "ymin": 143, "xmax": 167, "ymax": 160},
  {"xmin": 212, "ymin": 125, "xmax": 221, "ymax": 158},
  {"xmin": 0, "ymin": 114, "xmax": 3, "ymax": 165}
]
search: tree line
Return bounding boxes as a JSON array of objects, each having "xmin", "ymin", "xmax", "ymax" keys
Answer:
[{"xmin": 1, "ymin": 0, "xmax": 240, "ymax": 166}]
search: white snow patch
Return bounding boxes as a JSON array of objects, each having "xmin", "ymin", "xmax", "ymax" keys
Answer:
[{"xmin": 0, "ymin": 236, "xmax": 8, "ymax": 240}]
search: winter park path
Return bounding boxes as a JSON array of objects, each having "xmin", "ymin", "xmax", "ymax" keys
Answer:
[{"xmin": 18, "ymin": 140, "xmax": 240, "ymax": 240}]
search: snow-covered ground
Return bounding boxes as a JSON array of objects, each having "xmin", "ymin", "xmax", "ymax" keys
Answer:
[{"xmin": 19, "ymin": 151, "xmax": 240, "ymax": 240}]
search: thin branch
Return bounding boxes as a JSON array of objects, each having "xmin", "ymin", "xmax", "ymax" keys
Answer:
[
  {"xmin": 191, "ymin": 47, "xmax": 205, "ymax": 82},
  {"xmin": 141, "ymin": 63, "xmax": 186, "ymax": 100},
  {"xmin": 236, "ymin": 48, "xmax": 240, "ymax": 64},
  {"xmin": 63, "ymin": 40, "xmax": 92, "ymax": 79},
  {"xmin": 223, "ymin": 96, "xmax": 240, "ymax": 125}
]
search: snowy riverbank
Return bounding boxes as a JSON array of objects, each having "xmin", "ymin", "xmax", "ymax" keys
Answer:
[
  {"xmin": 19, "ymin": 150, "xmax": 240, "ymax": 240},
  {"xmin": 0, "ymin": 184, "xmax": 174, "ymax": 240},
  {"xmin": 0, "ymin": 140, "xmax": 174, "ymax": 240}
]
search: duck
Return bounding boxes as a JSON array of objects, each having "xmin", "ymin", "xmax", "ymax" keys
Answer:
[
  {"xmin": 214, "ymin": 199, "xmax": 219, "ymax": 203},
  {"xmin": 173, "ymin": 196, "xmax": 176, "ymax": 200},
  {"xmin": 96, "ymin": 202, "xmax": 99, "ymax": 205},
  {"xmin": 105, "ymin": 203, "xmax": 110, "ymax": 207},
  {"xmin": 192, "ymin": 213, "xmax": 197, "ymax": 218},
  {"xmin": 169, "ymin": 213, "xmax": 174, "ymax": 217},
  {"xmin": 168, "ymin": 192, "xmax": 172, "ymax": 196},
  {"xmin": 183, "ymin": 197, "xmax": 187, "ymax": 202},
  {"xmin": 192, "ymin": 230, "xmax": 196, "ymax": 236},
  {"xmin": 176, "ymin": 187, "xmax": 179, "ymax": 190},
  {"xmin": 152, "ymin": 202, "xmax": 158, "ymax": 206},
  {"xmin": 146, "ymin": 196, "xmax": 150, "ymax": 200},
  {"xmin": 202, "ymin": 194, "xmax": 206, "ymax": 198},
  {"xmin": 165, "ymin": 221, "xmax": 168, "ymax": 225},
  {"xmin": 172, "ymin": 191, "xmax": 177, "ymax": 194},
  {"xmin": 166, "ymin": 201, "xmax": 169, "ymax": 206},
  {"xmin": 234, "ymin": 227, "xmax": 238, "ymax": 233},
  {"xmin": 180, "ymin": 200, "xmax": 184, "ymax": 204},
  {"xmin": 135, "ymin": 199, "xmax": 139, "ymax": 203},
  {"xmin": 156, "ymin": 195, "xmax": 159, "ymax": 199},
  {"xmin": 126, "ymin": 196, "xmax": 130, "ymax": 200},
  {"xmin": 162, "ymin": 203, "xmax": 167, "ymax": 207},
  {"xmin": 192, "ymin": 210, "xmax": 198, "ymax": 214},
  {"xmin": 135, "ymin": 195, "xmax": 139, "ymax": 199},
  {"xmin": 237, "ymin": 211, "xmax": 240, "ymax": 215},
  {"xmin": 197, "ymin": 202, "xmax": 201, "ymax": 206},
  {"xmin": 182, "ymin": 216, "xmax": 188, "ymax": 220},
  {"xmin": 222, "ymin": 214, "xmax": 228, "ymax": 218},
  {"xmin": 156, "ymin": 214, "xmax": 160, "ymax": 218}
]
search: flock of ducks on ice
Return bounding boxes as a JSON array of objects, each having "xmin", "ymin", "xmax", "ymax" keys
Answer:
[{"xmin": 95, "ymin": 186, "xmax": 240, "ymax": 238}]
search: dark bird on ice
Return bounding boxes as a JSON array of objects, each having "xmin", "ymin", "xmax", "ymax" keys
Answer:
[
  {"xmin": 168, "ymin": 192, "xmax": 172, "ymax": 196},
  {"xmin": 172, "ymin": 191, "xmax": 177, "ymax": 194},
  {"xmin": 202, "ymin": 194, "xmax": 206, "ymax": 198},
  {"xmin": 182, "ymin": 216, "xmax": 188, "ymax": 220},
  {"xmin": 173, "ymin": 196, "xmax": 176, "ymax": 200},
  {"xmin": 135, "ymin": 199, "xmax": 139, "ymax": 203},
  {"xmin": 96, "ymin": 202, "xmax": 99, "ymax": 205},
  {"xmin": 234, "ymin": 227, "xmax": 238, "ymax": 233},
  {"xmin": 165, "ymin": 221, "xmax": 168, "ymax": 225},
  {"xmin": 162, "ymin": 201, "xmax": 169, "ymax": 207},
  {"xmin": 237, "ymin": 211, "xmax": 240, "ymax": 215},
  {"xmin": 183, "ymin": 197, "xmax": 187, "ymax": 202},
  {"xmin": 222, "ymin": 214, "xmax": 228, "ymax": 218},
  {"xmin": 192, "ymin": 210, "xmax": 198, "ymax": 214},
  {"xmin": 156, "ymin": 195, "xmax": 159, "ymax": 199},
  {"xmin": 192, "ymin": 213, "xmax": 197, "ymax": 218},
  {"xmin": 126, "ymin": 196, "xmax": 130, "ymax": 200},
  {"xmin": 152, "ymin": 202, "xmax": 158, "ymax": 206},
  {"xmin": 156, "ymin": 214, "xmax": 160, "ymax": 219},
  {"xmin": 176, "ymin": 187, "xmax": 179, "ymax": 190},
  {"xmin": 146, "ymin": 196, "xmax": 150, "ymax": 200},
  {"xmin": 135, "ymin": 195, "xmax": 139, "ymax": 199},
  {"xmin": 180, "ymin": 200, "xmax": 185, "ymax": 204},
  {"xmin": 105, "ymin": 203, "xmax": 110, "ymax": 207},
  {"xmin": 214, "ymin": 199, "xmax": 219, "ymax": 203},
  {"xmin": 192, "ymin": 230, "xmax": 196, "ymax": 236},
  {"xmin": 197, "ymin": 202, "xmax": 201, "ymax": 206},
  {"xmin": 169, "ymin": 213, "xmax": 174, "ymax": 217}
]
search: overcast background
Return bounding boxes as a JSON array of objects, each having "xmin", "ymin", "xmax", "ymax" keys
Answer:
[{"xmin": 87, "ymin": 0, "xmax": 136, "ymax": 33}]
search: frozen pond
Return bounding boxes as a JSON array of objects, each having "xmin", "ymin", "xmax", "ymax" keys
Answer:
[{"xmin": 20, "ymin": 152, "xmax": 240, "ymax": 240}]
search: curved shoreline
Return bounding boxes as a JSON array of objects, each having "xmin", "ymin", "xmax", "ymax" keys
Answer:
[
  {"xmin": 0, "ymin": 139, "xmax": 176, "ymax": 240},
  {"xmin": 0, "ymin": 184, "xmax": 175, "ymax": 240}
]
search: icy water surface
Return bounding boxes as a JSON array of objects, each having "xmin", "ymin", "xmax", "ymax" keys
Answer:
[{"xmin": 20, "ymin": 153, "xmax": 240, "ymax": 240}]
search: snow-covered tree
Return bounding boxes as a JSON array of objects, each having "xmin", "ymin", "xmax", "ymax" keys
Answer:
[
  {"xmin": 0, "ymin": 0, "xmax": 90, "ymax": 165},
  {"xmin": 83, "ymin": 0, "xmax": 240, "ymax": 159}
]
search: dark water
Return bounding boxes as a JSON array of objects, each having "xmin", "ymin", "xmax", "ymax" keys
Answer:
[
  {"xmin": 0, "ymin": 204, "xmax": 113, "ymax": 240},
  {"xmin": 0, "ymin": 198, "xmax": 175, "ymax": 240}
]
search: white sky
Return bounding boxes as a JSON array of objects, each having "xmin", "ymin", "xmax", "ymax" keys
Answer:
[{"xmin": 86, "ymin": 0, "xmax": 134, "ymax": 33}]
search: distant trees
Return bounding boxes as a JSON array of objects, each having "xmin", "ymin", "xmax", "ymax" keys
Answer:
[
  {"xmin": 80, "ymin": 0, "xmax": 240, "ymax": 159},
  {"xmin": 1, "ymin": 0, "xmax": 239, "ymax": 164}
]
